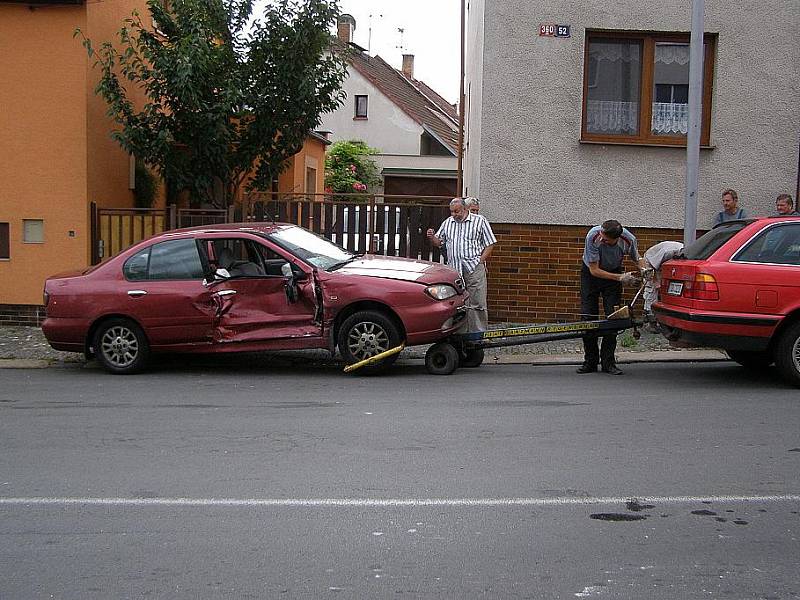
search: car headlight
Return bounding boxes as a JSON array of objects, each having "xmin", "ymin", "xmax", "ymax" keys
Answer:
[{"xmin": 425, "ymin": 284, "xmax": 458, "ymax": 300}]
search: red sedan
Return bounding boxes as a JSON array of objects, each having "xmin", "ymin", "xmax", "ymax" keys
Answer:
[
  {"xmin": 653, "ymin": 217, "xmax": 800, "ymax": 386},
  {"xmin": 43, "ymin": 223, "xmax": 467, "ymax": 374}
]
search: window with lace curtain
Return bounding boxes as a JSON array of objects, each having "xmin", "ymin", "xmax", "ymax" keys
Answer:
[{"xmin": 581, "ymin": 31, "xmax": 716, "ymax": 146}]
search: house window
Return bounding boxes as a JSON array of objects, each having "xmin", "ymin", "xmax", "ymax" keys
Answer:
[
  {"xmin": 0, "ymin": 223, "xmax": 9, "ymax": 259},
  {"xmin": 582, "ymin": 31, "xmax": 716, "ymax": 146},
  {"xmin": 23, "ymin": 219, "xmax": 44, "ymax": 244},
  {"xmin": 354, "ymin": 95, "xmax": 368, "ymax": 119}
]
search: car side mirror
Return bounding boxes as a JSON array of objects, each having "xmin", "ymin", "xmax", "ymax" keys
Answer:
[{"xmin": 281, "ymin": 262, "xmax": 307, "ymax": 281}]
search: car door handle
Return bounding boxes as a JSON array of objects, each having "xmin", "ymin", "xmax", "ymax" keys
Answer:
[
  {"xmin": 127, "ymin": 290, "xmax": 147, "ymax": 298},
  {"xmin": 214, "ymin": 290, "xmax": 237, "ymax": 297}
]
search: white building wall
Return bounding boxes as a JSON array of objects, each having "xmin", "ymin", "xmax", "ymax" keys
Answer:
[
  {"xmin": 320, "ymin": 66, "xmax": 424, "ymax": 156},
  {"xmin": 472, "ymin": 0, "xmax": 799, "ymax": 229},
  {"xmin": 463, "ymin": 0, "xmax": 486, "ymax": 199}
]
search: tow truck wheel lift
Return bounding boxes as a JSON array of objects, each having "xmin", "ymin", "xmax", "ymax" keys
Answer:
[
  {"xmin": 424, "ymin": 304, "xmax": 640, "ymax": 376},
  {"xmin": 344, "ymin": 285, "xmax": 646, "ymax": 375}
]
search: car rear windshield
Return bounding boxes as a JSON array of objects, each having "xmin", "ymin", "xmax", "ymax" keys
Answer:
[{"xmin": 682, "ymin": 221, "xmax": 748, "ymax": 260}]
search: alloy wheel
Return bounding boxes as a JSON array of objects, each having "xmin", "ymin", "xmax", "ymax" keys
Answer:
[
  {"xmin": 100, "ymin": 325, "xmax": 140, "ymax": 369},
  {"xmin": 346, "ymin": 321, "xmax": 390, "ymax": 361}
]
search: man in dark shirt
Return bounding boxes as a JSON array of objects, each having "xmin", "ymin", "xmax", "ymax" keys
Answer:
[
  {"xmin": 775, "ymin": 194, "xmax": 800, "ymax": 216},
  {"xmin": 578, "ymin": 219, "xmax": 640, "ymax": 375}
]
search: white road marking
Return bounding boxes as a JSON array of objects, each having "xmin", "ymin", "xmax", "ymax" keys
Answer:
[{"xmin": 0, "ymin": 494, "xmax": 798, "ymax": 507}]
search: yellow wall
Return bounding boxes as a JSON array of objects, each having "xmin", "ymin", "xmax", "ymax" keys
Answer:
[
  {"xmin": 277, "ymin": 137, "xmax": 328, "ymax": 197},
  {"xmin": 0, "ymin": 0, "xmax": 154, "ymax": 306},
  {"xmin": 86, "ymin": 0, "xmax": 157, "ymax": 212},
  {"xmin": 1, "ymin": 2, "xmax": 325, "ymax": 307},
  {"xmin": 0, "ymin": 5, "xmax": 89, "ymax": 305}
]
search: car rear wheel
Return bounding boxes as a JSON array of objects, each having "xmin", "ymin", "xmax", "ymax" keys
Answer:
[
  {"xmin": 338, "ymin": 310, "xmax": 402, "ymax": 374},
  {"xmin": 726, "ymin": 350, "xmax": 773, "ymax": 369},
  {"xmin": 93, "ymin": 318, "xmax": 150, "ymax": 374},
  {"xmin": 774, "ymin": 321, "xmax": 800, "ymax": 388}
]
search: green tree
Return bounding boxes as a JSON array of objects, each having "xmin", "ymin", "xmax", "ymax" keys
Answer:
[
  {"xmin": 324, "ymin": 140, "xmax": 381, "ymax": 196},
  {"xmin": 77, "ymin": 0, "xmax": 348, "ymax": 208}
]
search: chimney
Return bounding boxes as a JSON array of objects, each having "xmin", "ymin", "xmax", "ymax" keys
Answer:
[
  {"xmin": 337, "ymin": 14, "xmax": 356, "ymax": 44},
  {"xmin": 401, "ymin": 54, "xmax": 415, "ymax": 79}
]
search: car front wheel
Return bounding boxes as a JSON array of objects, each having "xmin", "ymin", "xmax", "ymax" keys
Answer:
[
  {"xmin": 774, "ymin": 321, "xmax": 800, "ymax": 388},
  {"xmin": 93, "ymin": 318, "xmax": 150, "ymax": 374},
  {"xmin": 338, "ymin": 310, "xmax": 402, "ymax": 374}
]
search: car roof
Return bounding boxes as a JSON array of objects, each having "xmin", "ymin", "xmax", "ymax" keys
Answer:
[{"xmin": 165, "ymin": 222, "xmax": 291, "ymax": 236}]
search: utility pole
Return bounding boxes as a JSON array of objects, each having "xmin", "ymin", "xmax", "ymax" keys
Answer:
[
  {"xmin": 456, "ymin": 0, "xmax": 466, "ymax": 197},
  {"xmin": 684, "ymin": 0, "xmax": 704, "ymax": 245}
]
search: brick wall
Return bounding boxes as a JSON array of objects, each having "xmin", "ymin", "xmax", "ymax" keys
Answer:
[
  {"xmin": 0, "ymin": 304, "xmax": 46, "ymax": 327},
  {"xmin": 487, "ymin": 223, "xmax": 689, "ymax": 324},
  {"xmin": 1, "ymin": 224, "xmax": 692, "ymax": 328}
]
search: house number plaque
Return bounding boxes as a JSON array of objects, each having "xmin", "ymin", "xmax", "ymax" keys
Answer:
[{"xmin": 539, "ymin": 24, "xmax": 570, "ymax": 38}]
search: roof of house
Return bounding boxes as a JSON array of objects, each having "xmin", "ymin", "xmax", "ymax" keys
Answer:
[{"xmin": 340, "ymin": 44, "xmax": 460, "ymax": 155}]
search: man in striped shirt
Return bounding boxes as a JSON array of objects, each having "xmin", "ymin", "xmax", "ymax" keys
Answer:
[{"xmin": 427, "ymin": 198, "xmax": 497, "ymax": 332}]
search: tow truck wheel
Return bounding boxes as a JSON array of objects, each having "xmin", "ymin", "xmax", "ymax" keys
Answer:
[
  {"xmin": 425, "ymin": 342, "xmax": 460, "ymax": 375},
  {"xmin": 460, "ymin": 348, "xmax": 485, "ymax": 368}
]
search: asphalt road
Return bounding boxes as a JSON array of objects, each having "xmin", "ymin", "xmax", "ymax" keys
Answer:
[{"xmin": 1, "ymin": 360, "xmax": 798, "ymax": 599}]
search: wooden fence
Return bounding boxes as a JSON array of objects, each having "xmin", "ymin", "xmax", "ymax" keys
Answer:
[{"xmin": 90, "ymin": 194, "xmax": 452, "ymax": 264}]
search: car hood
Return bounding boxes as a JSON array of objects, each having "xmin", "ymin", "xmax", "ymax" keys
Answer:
[{"xmin": 335, "ymin": 255, "xmax": 459, "ymax": 284}]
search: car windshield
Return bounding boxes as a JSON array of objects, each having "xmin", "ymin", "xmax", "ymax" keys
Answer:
[
  {"xmin": 268, "ymin": 225, "xmax": 356, "ymax": 271},
  {"xmin": 682, "ymin": 221, "xmax": 748, "ymax": 260}
]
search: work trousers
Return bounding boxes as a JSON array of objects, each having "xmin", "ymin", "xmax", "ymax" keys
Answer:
[
  {"xmin": 464, "ymin": 262, "xmax": 489, "ymax": 333},
  {"xmin": 580, "ymin": 263, "xmax": 622, "ymax": 368}
]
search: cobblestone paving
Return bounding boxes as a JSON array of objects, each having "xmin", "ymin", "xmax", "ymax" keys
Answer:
[{"xmin": 0, "ymin": 324, "xmax": 675, "ymax": 364}]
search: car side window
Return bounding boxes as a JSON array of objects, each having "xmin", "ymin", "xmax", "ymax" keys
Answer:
[
  {"xmin": 123, "ymin": 248, "xmax": 150, "ymax": 281},
  {"xmin": 734, "ymin": 224, "xmax": 800, "ymax": 266},
  {"xmin": 209, "ymin": 238, "xmax": 268, "ymax": 277},
  {"xmin": 148, "ymin": 239, "xmax": 206, "ymax": 280}
]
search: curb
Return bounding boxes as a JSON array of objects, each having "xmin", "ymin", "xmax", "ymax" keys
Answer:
[{"xmin": 0, "ymin": 350, "xmax": 728, "ymax": 370}]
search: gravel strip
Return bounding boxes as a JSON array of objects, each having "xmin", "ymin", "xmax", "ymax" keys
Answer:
[{"xmin": 1, "ymin": 324, "xmax": 676, "ymax": 364}]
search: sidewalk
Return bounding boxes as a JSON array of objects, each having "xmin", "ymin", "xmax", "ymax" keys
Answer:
[{"xmin": 0, "ymin": 325, "xmax": 727, "ymax": 369}]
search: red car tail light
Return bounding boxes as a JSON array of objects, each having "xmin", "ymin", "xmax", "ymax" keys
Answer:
[{"xmin": 684, "ymin": 273, "xmax": 719, "ymax": 300}]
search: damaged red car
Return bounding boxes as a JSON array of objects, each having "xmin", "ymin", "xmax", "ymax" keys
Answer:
[{"xmin": 42, "ymin": 223, "xmax": 468, "ymax": 374}]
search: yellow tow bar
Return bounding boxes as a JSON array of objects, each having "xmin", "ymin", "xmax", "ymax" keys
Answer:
[{"xmin": 343, "ymin": 343, "xmax": 406, "ymax": 373}]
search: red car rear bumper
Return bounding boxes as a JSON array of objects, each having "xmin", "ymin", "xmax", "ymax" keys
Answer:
[
  {"xmin": 652, "ymin": 304, "xmax": 779, "ymax": 351},
  {"xmin": 42, "ymin": 317, "xmax": 91, "ymax": 352}
]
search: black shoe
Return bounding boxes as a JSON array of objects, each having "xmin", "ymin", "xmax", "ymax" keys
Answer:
[
  {"xmin": 602, "ymin": 365, "xmax": 624, "ymax": 375},
  {"xmin": 576, "ymin": 363, "xmax": 597, "ymax": 374}
]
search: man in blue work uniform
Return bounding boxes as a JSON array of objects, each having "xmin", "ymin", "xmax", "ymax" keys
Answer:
[{"xmin": 577, "ymin": 219, "xmax": 640, "ymax": 375}]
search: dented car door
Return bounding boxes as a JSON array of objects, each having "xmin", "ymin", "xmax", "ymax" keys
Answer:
[{"xmin": 206, "ymin": 237, "xmax": 322, "ymax": 344}]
